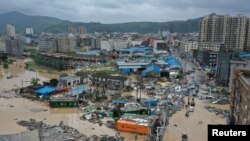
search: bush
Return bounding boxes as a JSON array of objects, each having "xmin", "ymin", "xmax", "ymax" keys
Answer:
[{"xmin": 50, "ymin": 79, "xmax": 59, "ymax": 86}]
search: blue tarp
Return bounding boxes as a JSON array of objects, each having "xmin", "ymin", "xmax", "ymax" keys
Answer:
[
  {"xmin": 164, "ymin": 56, "xmax": 182, "ymax": 69},
  {"xmin": 71, "ymin": 85, "xmax": 87, "ymax": 96},
  {"xmin": 35, "ymin": 86, "xmax": 57, "ymax": 95},
  {"xmin": 142, "ymin": 65, "xmax": 160, "ymax": 76}
]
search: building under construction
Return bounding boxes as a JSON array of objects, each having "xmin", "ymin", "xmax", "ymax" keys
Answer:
[
  {"xmin": 34, "ymin": 52, "xmax": 111, "ymax": 70},
  {"xmin": 34, "ymin": 53, "xmax": 72, "ymax": 70}
]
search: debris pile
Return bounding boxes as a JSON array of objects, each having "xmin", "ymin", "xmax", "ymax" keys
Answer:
[
  {"xmin": 16, "ymin": 119, "xmax": 124, "ymax": 141},
  {"xmin": 80, "ymin": 105, "xmax": 109, "ymax": 123}
]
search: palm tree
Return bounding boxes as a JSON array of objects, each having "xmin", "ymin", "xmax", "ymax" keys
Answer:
[
  {"xmin": 30, "ymin": 77, "xmax": 40, "ymax": 85},
  {"xmin": 3, "ymin": 62, "xmax": 9, "ymax": 77}
]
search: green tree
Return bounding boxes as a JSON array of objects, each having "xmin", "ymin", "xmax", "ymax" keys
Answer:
[
  {"xmin": 50, "ymin": 78, "xmax": 59, "ymax": 86},
  {"xmin": 3, "ymin": 62, "xmax": 9, "ymax": 77},
  {"xmin": 30, "ymin": 78, "xmax": 40, "ymax": 85},
  {"xmin": 3, "ymin": 62, "xmax": 8, "ymax": 69}
]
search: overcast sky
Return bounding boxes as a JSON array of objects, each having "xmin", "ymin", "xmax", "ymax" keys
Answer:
[{"xmin": 0, "ymin": 0, "xmax": 250, "ymax": 23}]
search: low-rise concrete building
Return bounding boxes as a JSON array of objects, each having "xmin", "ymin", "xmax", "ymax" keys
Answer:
[
  {"xmin": 229, "ymin": 59, "xmax": 250, "ymax": 91},
  {"xmin": 153, "ymin": 40, "xmax": 168, "ymax": 54},
  {"xmin": 59, "ymin": 76, "xmax": 81, "ymax": 87},
  {"xmin": 5, "ymin": 37, "xmax": 24, "ymax": 56},
  {"xmin": 91, "ymin": 74, "xmax": 128, "ymax": 94},
  {"xmin": 230, "ymin": 69, "xmax": 250, "ymax": 124}
]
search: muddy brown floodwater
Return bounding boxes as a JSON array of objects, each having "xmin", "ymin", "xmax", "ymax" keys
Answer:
[
  {"xmin": 164, "ymin": 97, "xmax": 229, "ymax": 141},
  {"xmin": 0, "ymin": 59, "xmax": 116, "ymax": 137}
]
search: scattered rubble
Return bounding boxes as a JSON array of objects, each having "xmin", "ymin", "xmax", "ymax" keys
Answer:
[
  {"xmin": 16, "ymin": 119, "xmax": 124, "ymax": 141},
  {"xmin": 204, "ymin": 106, "xmax": 229, "ymax": 118}
]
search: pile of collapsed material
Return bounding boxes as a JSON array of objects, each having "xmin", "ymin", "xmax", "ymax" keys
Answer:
[
  {"xmin": 17, "ymin": 119, "xmax": 124, "ymax": 141},
  {"xmin": 80, "ymin": 105, "xmax": 109, "ymax": 123},
  {"xmin": 204, "ymin": 106, "xmax": 229, "ymax": 118}
]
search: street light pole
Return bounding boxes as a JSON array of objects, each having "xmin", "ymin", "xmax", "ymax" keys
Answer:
[{"xmin": 156, "ymin": 127, "xmax": 167, "ymax": 141}]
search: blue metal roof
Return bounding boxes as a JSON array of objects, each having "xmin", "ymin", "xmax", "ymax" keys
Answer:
[
  {"xmin": 164, "ymin": 56, "xmax": 182, "ymax": 69},
  {"xmin": 71, "ymin": 85, "xmax": 87, "ymax": 96},
  {"xmin": 35, "ymin": 86, "xmax": 57, "ymax": 95},
  {"xmin": 142, "ymin": 64, "xmax": 160, "ymax": 76},
  {"xmin": 239, "ymin": 53, "xmax": 250, "ymax": 57},
  {"xmin": 118, "ymin": 46, "xmax": 153, "ymax": 53}
]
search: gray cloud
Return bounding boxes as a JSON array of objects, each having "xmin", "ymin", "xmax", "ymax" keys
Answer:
[{"xmin": 0, "ymin": 0, "xmax": 250, "ymax": 23}]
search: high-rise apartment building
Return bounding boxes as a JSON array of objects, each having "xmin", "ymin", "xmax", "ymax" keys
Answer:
[
  {"xmin": 199, "ymin": 14, "xmax": 250, "ymax": 52},
  {"xmin": 39, "ymin": 38, "xmax": 54, "ymax": 53},
  {"xmin": 25, "ymin": 28, "xmax": 34, "ymax": 36},
  {"xmin": 5, "ymin": 37, "xmax": 23, "ymax": 56},
  {"xmin": 6, "ymin": 24, "xmax": 16, "ymax": 37},
  {"xmin": 68, "ymin": 26, "xmax": 77, "ymax": 35},
  {"xmin": 55, "ymin": 35, "xmax": 75, "ymax": 53},
  {"xmin": 245, "ymin": 19, "xmax": 250, "ymax": 51},
  {"xmin": 0, "ymin": 40, "xmax": 6, "ymax": 52},
  {"xmin": 79, "ymin": 26, "xmax": 86, "ymax": 39}
]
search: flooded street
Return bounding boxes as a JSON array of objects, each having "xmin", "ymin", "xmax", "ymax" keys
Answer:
[
  {"xmin": 0, "ymin": 97, "xmax": 116, "ymax": 136},
  {"xmin": 164, "ymin": 97, "xmax": 229, "ymax": 141}
]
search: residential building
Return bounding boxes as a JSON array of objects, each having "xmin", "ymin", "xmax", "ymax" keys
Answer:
[
  {"xmin": 230, "ymin": 68, "xmax": 250, "ymax": 124},
  {"xmin": 153, "ymin": 40, "xmax": 168, "ymax": 54},
  {"xmin": 91, "ymin": 74, "xmax": 128, "ymax": 94},
  {"xmin": 197, "ymin": 50, "xmax": 217, "ymax": 68},
  {"xmin": 68, "ymin": 26, "xmax": 77, "ymax": 35},
  {"xmin": 79, "ymin": 26, "xmax": 86, "ymax": 38},
  {"xmin": 199, "ymin": 15, "xmax": 227, "ymax": 43},
  {"xmin": 198, "ymin": 42, "xmax": 223, "ymax": 52},
  {"xmin": 91, "ymin": 37, "xmax": 101, "ymax": 49},
  {"xmin": 5, "ymin": 37, "xmax": 23, "ymax": 56},
  {"xmin": 100, "ymin": 39, "xmax": 128, "ymax": 51},
  {"xmin": 56, "ymin": 35, "xmax": 75, "ymax": 53},
  {"xmin": 199, "ymin": 14, "xmax": 250, "ymax": 51},
  {"xmin": 100, "ymin": 40, "xmax": 111, "ymax": 51},
  {"xmin": 224, "ymin": 15, "xmax": 248, "ymax": 51},
  {"xmin": 183, "ymin": 40, "xmax": 198, "ymax": 52},
  {"xmin": 25, "ymin": 28, "xmax": 33, "ymax": 36},
  {"xmin": 229, "ymin": 59, "xmax": 250, "ymax": 91},
  {"xmin": 0, "ymin": 40, "xmax": 6, "ymax": 52},
  {"xmin": 113, "ymin": 39, "xmax": 128, "ymax": 50},
  {"xmin": 216, "ymin": 52, "xmax": 236, "ymax": 85},
  {"xmin": 6, "ymin": 24, "xmax": 16, "ymax": 37},
  {"xmin": 39, "ymin": 38, "xmax": 54, "ymax": 52},
  {"xmin": 245, "ymin": 19, "xmax": 250, "ymax": 51}
]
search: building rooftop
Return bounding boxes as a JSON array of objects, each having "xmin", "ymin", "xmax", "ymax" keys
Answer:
[
  {"xmin": 92, "ymin": 74, "xmax": 127, "ymax": 81},
  {"xmin": 118, "ymin": 46, "xmax": 152, "ymax": 53},
  {"xmin": 76, "ymin": 50, "xmax": 103, "ymax": 55},
  {"xmin": 60, "ymin": 76, "xmax": 80, "ymax": 82}
]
